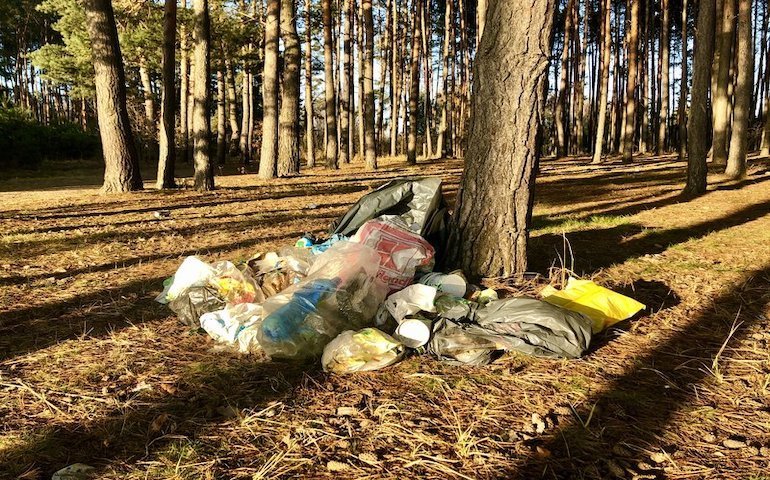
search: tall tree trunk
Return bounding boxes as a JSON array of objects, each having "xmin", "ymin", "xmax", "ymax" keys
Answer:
[
  {"xmin": 278, "ymin": 0, "xmax": 302, "ymax": 177},
  {"xmin": 259, "ymin": 0, "xmax": 281, "ymax": 178},
  {"xmin": 83, "ymin": 0, "xmax": 142, "ymax": 193},
  {"xmin": 322, "ymin": 0, "xmax": 338, "ymax": 168},
  {"xmin": 622, "ymin": 0, "xmax": 640, "ymax": 162},
  {"xmin": 712, "ymin": 0, "xmax": 736, "ymax": 167},
  {"xmin": 725, "ymin": 0, "xmax": 752, "ymax": 178},
  {"xmin": 678, "ymin": 0, "xmax": 688, "ymax": 160},
  {"xmin": 389, "ymin": 0, "xmax": 401, "ymax": 156},
  {"xmin": 639, "ymin": 0, "xmax": 649, "ymax": 154},
  {"xmin": 421, "ymin": 0, "xmax": 433, "ymax": 158},
  {"xmin": 192, "ymin": 0, "xmax": 214, "ymax": 190},
  {"xmin": 157, "ymin": 0, "xmax": 177, "ymax": 189},
  {"xmin": 477, "ymin": 0, "xmax": 487, "ymax": 43},
  {"xmin": 555, "ymin": 0, "xmax": 574, "ymax": 158},
  {"xmin": 435, "ymin": 0, "xmax": 452, "ymax": 158},
  {"xmin": 592, "ymin": 0, "xmax": 612, "ymax": 164},
  {"xmin": 225, "ymin": 58, "xmax": 240, "ymax": 156},
  {"xmin": 684, "ymin": 0, "xmax": 715, "ymax": 195},
  {"xmin": 240, "ymin": 58, "xmax": 251, "ymax": 164},
  {"xmin": 657, "ymin": 0, "xmax": 670, "ymax": 153},
  {"xmin": 362, "ymin": 0, "xmax": 377, "ymax": 169},
  {"xmin": 406, "ymin": 0, "xmax": 421, "ymax": 165},
  {"xmin": 138, "ymin": 55, "xmax": 155, "ymax": 124},
  {"xmin": 180, "ymin": 5, "xmax": 190, "ymax": 164},
  {"xmin": 377, "ymin": 0, "xmax": 391, "ymax": 156},
  {"xmin": 574, "ymin": 0, "xmax": 587, "ymax": 154},
  {"xmin": 216, "ymin": 68, "xmax": 227, "ymax": 165},
  {"xmin": 357, "ymin": 0, "xmax": 366, "ymax": 158},
  {"xmin": 340, "ymin": 0, "xmax": 352, "ymax": 165},
  {"xmin": 304, "ymin": 0, "xmax": 317, "ymax": 167},
  {"xmin": 447, "ymin": 0, "xmax": 555, "ymax": 277}
]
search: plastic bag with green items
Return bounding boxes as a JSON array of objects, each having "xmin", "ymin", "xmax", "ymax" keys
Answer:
[{"xmin": 541, "ymin": 278, "xmax": 646, "ymax": 333}]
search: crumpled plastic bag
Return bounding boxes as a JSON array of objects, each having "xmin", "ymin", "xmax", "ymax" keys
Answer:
[
  {"xmin": 258, "ymin": 241, "xmax": 388, "ymax": 359},
  {"xmin": 429, "ymin": 318, "xmax": 505, "ymax": 365},
  {"xmin": 247, "ymin": 248, "xmax": 311, "ymax": 298},
  {"xmin": 322, "ymin": 328, "xmax": 405, "ymax": 373},
  {"xmin": 209, "ymin": 261, "xmax": 262, "ymax": 304},
  {"xmin": 199, "ymin": 303, "xmax": 263, "ymax": 353},
  {"xmin": 541, "ymin": 278, "xmax": 646, "ymax": 333},
  {"xmin": 383, "ymin": 284, "xmax": 438, "ymax": 322},
  {"xmin": 168, "ymin": 285, "xmax": 226, "ymax": 328},
  {"xmin": 352, "ymin": 218, "xmax": 435, "ymax": 292},
  {"xmin": 155, "ymin": 256, "xmax": 214, "ymax": 304}
]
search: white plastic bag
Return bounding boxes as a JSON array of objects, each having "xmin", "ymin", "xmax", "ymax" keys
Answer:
[
  {"xmin": 200, "ymin": 303, "xmax": 263, "ymax": 353},
  {"xmin": 384, "ymin": 284, "xmax": 438, "ymax": 322},
  {"xmin": 322, "ymin": 328, "xmax": 405, "ymax": 373},
  {"xmin": 156, "ymin": 256, "xmax": 214, "ymax": 304}
]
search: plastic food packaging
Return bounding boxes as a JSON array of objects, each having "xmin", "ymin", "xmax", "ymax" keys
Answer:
[
  {"xmin": 384, "ymin": 284, "xmax": 438, "ymax": 322},
  {"xmin": 540, "ymin": 278, "xmax": 646, "ymax": 333},
  {"xmin": 199, "ymin": 303, "xmax": 263, "ymax": 353},
  {"xmin": 434, "ymin": 294, "xmax": 475, "ymax": 321},
  {"xmin": 209, "ymin": 261, "xmax": 261, "ymax": 304},
  {"xmin": 247, "ymin": 248, "xmax": 313, "ymax": 298},
  {"xmin": 258, "ymin": 241, "xmax": 388, "ymax": 359},
  {"xmin": 155, "ymin": 256, "xmax": 215, "ymax": 304},
  {"xmin": 352, "ymin": 218, "xmax": 435, "ymax": 292},
  {"xmin": 418, "ymin": 272, "xmax": 467, "ymax": 297},
  {"xmin": 322, "ymin": 328, "xmax": 405, "ymax": 373},
  {"xmin": 168, "ymin": 285, "xmax": 226, "ymax": 328},
  {"xmin": 394, "ymin": 316, "xmax": 433, "ymax": 349}
]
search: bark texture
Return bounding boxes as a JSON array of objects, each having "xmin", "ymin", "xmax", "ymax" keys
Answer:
[
  {"xmin": 278, "ymin": 0, "xmax": 301, "ymax": 177},
  {"xmin": 657, "ymin": 0, "xmax": 670, "ymax": 152},
  {"xmin": 406, "ymin": 0, "xmax": 421, "ymax": 165},
  {"xmin": 684, "ymin": 0, "xmax": 716, "ymax": 195},
  {"xmin": 192, "ymin": 0, "xmax": 213, "ymax": 191},
  {"xmin": 259, "ymin": 0, "xmax": 281, "ymax": 179},
  {"xmin": 362, "ymin": 0, "xmax": 376, "ymax": 169},
  {"xmin": 83, "ymin": 0, "xmax": 143, "ymax": 193},
  {"xmin": 712, "ymin": 0, "xmax": 736, "ymax": 167},
  {"xmin": 304, "ymin": 0, "xmax": 316, "ymax": 167},
  {"xmin": 591, "ymin": 0, "xmax": 612, "ymax": 164},
  {"xmin": 322, "ymin": 0, "xmax": 338, "ymax": 168},
  {"xmin": 157, "ymin": 0, "xmax": 176, "ymax": 189},
  {"xmin": 446, "ymin": 0, "xmax": 555, "ymax": 277},
  {"xmin": 725, "ymin": 0, "xmax": 752, "ymax": 179},
  {"xmin": 622, "ymin": 0, "xmax": 640, "ymax": 162}
]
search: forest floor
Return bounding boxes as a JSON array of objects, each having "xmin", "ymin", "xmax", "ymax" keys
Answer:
[{"xmin": 2, "ymin": 154, "xmax": 770, "ymax": 479}]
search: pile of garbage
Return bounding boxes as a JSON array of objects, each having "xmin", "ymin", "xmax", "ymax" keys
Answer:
[{"xmin": 156, "ymin": 177, "xmax": 646, "ymax": 373}]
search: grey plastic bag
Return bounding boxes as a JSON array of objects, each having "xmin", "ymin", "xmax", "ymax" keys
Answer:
[{"xmin": 329, "ymin": 177, "xmax": 448, "ymax": 252}]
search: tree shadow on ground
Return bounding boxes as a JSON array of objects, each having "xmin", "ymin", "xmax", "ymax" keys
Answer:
[{"xmin": 505, "ymin": 264, "xmax": 770, "ymax": 478}]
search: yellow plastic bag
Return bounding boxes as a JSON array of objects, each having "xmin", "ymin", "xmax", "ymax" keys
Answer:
[{"xmin": 541, "ymin": 278, "xmax": 645, "ymax": 333}]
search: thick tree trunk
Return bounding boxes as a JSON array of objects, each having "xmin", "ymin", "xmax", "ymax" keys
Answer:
[
  {"xmin": 435, "ymin": 0, "xmax": 452, "ymax": 158},
  {"xmin": 622, "ymin": 0, "xmax": 640, "ymax": 163},
  {"xmin": 678, "ymin": 0, "xmax": 688, "ymax": 161},
  {"xmin": 304, "ymin": 0, "xmax": 316, "ymax": 167},
  {"xmin": 591, "ymin": 0, "xmax": 612, "ymax": 164},
  {"xmin": 406, "ymin": 0, "xmax": 421, "ymax": 165},
  {"xmin": 83, "ymin": 0, "xmax": 143, "ymax": 193},
  {"xmin": 259, "ymin": 0, "xmax": 281, "ymax": 179},
  {"xmin": 447, "ymin": 0, "xmax": 555, "ymax": 277},
  {"xmin": 216, "ymin": 68, "xmax": 227, "ymax": 165},
  {"xmin": 278, "ymin": 0, "xmax": 302, "ymax": 177},
  {"xmin": 339, "ymin": 0, "xmax": 352, "ymax": 165},
  {"xmin": 554, "ymin": 0, "xmax": 574, "ymax": 158},
  {"xmin": 657, "ymin": 0, "xmax": 670, "ymax": 153},
  {"xmin": 225, "ymin": 59, "xmax": 240, "ymax": 156},
  {"xmin": 639, "ymin": 0, "xmax": 649, "ymax": 154},
  {"xmin": 192, "ymin": 0, "xmax": 214, "ymax": 190},
  {"xmin": 712, "ymin": 0, "xmax": 736, "ymax": 167},
  {"xmin": 725, "ymin": 0, "xmax": 752, "ymax": 179},
  {"xmin": 157, "ymin": 0, "xmax": 176, "ymax": 189},
  {"xmin": 180, "ymin": 6, "xmax": 190, "ymax": 164},
  {"xmin": 389, "ymin": 0, "xmax": 401, "ymax": 157},
  {"xmin": 362, "ymin": 0, "xmax": 377, "ymax": 169},
  {"xmin": 684, "ymin": 0, "xmax": 715, "ymax": 195},
  {"xmin": 322, "ymin": 0, "xmax": 338, "ymax": 168}
]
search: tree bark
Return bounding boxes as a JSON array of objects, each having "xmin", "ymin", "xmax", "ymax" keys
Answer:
[
  {"xmin": 240, "ymin": 59, "xmax": 251, "ymax": 164},
  {"xmin": 83, "ymin": 0, "xmax": 143, "ymax": 193},
  {"xmin": 477, "ymin": 0, "xmax": 487, "ymax": 44},
  {"xmin": 435, "ymin": 0, "xmax": 452, "ymax": 158},
  {"xmin": 225, "ymin": 58, "xmax": 240, "ymax": 156},
  {"xmin": 406, "ymin": 0, "xmax": 421, "ymax": 165},
  {"xmin": 180, "ymin": 4, "xmax": 190, "ymax": 164},
  {"xmin": 389, "ymin": 0, "xmax": 401, "ymax": 156},
  {"xmin": 304, "ymin": 0, "xmax": 316, "ymax": 167},
  {"xmin": 447, "ymin": 0, "xmax": 555, "ymax": 277},
  {"xmin": 362, "ymin": 0, "xmax": 377, "ymax": 169},
  {"xmin": 157, "ymin": 0, "xmax": 177, "ymax": 189},
  {"xmin": 278, "ymin": 0, "xmax": 302, "ymax": 177},
  {"xmin": 192, "ymin": 0, "xmax": 214, "ymax": 190},
  {"xmin": 684, "ymin": 0, "xmax": 715, "ymax": 195},
  {"xmin": 421, "ymin": 0, "xmax": 433, "ymax": 158},
  {"xmin": 216, "ymin": 68, "xmax": 227, "ymax": 165},
  {"xmin": 259, "ymin": 0, "xmax": 281, "ymax": 178},
  {"xmin": 554, "ymin": 0, "xmax": 574, "ymax": 158},
  {"xmin": 339, "ymin": 0, "xmax": 352, "ymax": 165},
  {"xmin": 712, "ymin": 0, "xmax": 736, "ymax": 167},
  {"xmin": 322, "ymin": 0, "xmax": 338, "ymax": 168},
  {"xmin": 678, "ymin": 0, "xmax": 688, "ymax": 161},
  {"xmin": 376, "ymin": 0, "xmax": 391, "ymax": 156},
  {"xmin": 138, "ymin": 55, "xmax": 156, "ymax": 124},
  {"xmin": 657, "ymin": 0, "xmax": 670, "ymax": 153},
  {"xmin": 725, "ymin": 0, "xmax": 752, "ymax": 178},
  {"xmin": 591, "ymin": 0, "xmax": 612, "ymax": 164},
  {"xmin": 622, "ymin": 0, "xmax": 640, "ymax": 163}
]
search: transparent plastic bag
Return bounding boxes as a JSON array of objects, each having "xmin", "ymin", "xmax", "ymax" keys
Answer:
[
  {"xmin": 322, "ymin": 328, "xmax": 405, "ymax": 373},
  {"xmin": 156, "ymin": 256, "xmax": 215, "ymax": 304},
  {"xmin": 209, "ymin": 261, "xmax": 262, "ymax": 304},
  {"xmin": 200, "ymin": 303, "xmax": 263, "ymax": 353},
  {"xmin": 168, "ymin": 285, "xmax": 226, "ymax": 328},
  {"xmin": 258, "ymin": 241, "xmax": 388, "ymax": 359}
]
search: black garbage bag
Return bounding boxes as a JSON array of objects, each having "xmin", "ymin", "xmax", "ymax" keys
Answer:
[
  {"xmin": 430, "ymin": 297, "xmax": 593, "ymax": 364},
  {"xmin": 329, "ymin": 177, "xmax": 449, "ymax": 253}
]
